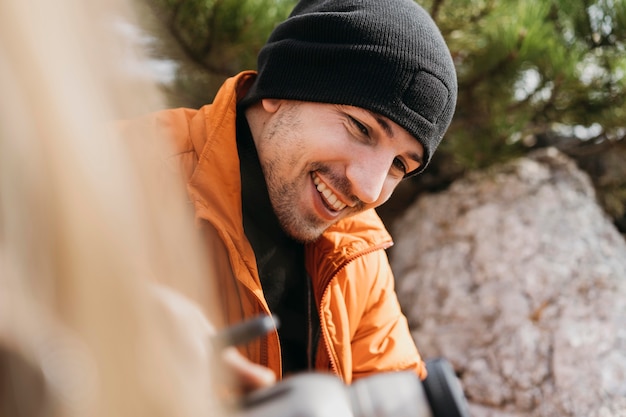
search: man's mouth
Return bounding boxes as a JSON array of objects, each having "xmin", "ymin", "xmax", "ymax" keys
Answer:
[{"xmin": 312, "ymin": 172, "xmax": 347, "ymax": 212}]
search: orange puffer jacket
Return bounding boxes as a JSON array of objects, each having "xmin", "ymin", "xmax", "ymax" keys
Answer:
[{"xmin": 122, "ymin": 71, "xmax": 425, "ymax": 383}]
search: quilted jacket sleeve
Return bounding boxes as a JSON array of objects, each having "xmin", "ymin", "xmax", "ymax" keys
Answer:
[{"xmin": 339, "ymin": 249, "xmax": 427, "ymax": 381}]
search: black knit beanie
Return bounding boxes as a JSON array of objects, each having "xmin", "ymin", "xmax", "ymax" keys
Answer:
[{"xmin": 241, "ymin": 0, "xmax": 457, "ymax": 176}]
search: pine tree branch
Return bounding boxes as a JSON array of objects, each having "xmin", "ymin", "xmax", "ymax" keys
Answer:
[{"xmin": 430, "ymin": 0, "xmax": 445, "ymax": 22}]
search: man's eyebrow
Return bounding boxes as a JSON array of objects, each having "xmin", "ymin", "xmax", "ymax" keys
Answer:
[
  {"xmin": 365, "ymin": 109, "xmax": 424, "ymax": 166},
  {"xmin": 367, "ymin": 110, "xmax": 394, "ymax": 138}
]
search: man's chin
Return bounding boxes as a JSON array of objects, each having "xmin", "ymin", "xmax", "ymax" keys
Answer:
[
  {"xmin": 280, "ymin": 220, "xmax": 329, "ymax": 244},
  {"xmin": 285, "ymin": 228, "xmax": 325, "ymax": 244}
]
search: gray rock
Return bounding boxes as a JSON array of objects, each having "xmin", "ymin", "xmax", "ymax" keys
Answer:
[{"xmin": 391, "ymin": 148, "xmax": 626, "ymax": 417}]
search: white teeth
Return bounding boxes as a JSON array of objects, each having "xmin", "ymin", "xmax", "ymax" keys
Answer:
[{"xmin": 312, "ymin": 173, "xmax": 347, "ymax": 211}]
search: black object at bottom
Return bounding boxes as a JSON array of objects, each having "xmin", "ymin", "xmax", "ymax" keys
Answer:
[{"xmin": 423, "ymin": 358, "xmax": 470, "ymax": 417}]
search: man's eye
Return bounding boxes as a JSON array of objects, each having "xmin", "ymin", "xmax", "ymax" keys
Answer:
[
  {"xmin": 393, "ymin": 157, "xmax": 407, "ymax": 175},
  {"xmin": 348, "ymin": 116, "xmax": 369, "ymax": 136}
]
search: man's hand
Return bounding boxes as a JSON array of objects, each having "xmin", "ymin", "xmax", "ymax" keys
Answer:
[
  {"xmin": 222, "ymin": 345, "xmax": 276, "ymax": 391},
  {"xmin": 151, "ymin": 285, "xmax": 275, "ymax": 396}
]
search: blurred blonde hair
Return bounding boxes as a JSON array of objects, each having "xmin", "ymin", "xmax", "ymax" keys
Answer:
[{"xmin": 0, "ymin": 1, "xmax": 225, "ymax": 416}]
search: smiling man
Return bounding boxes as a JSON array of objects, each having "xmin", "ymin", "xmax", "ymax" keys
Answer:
[{"xmin": 123, "ymin": 0, "xmax": 457, "ymax": 388}]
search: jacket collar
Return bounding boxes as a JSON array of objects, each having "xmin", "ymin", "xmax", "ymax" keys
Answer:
[{"xmin": 187, "ymin": 72, "xmax": 260, "ymax": 285}]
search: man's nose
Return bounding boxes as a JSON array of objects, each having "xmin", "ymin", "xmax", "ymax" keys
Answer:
[{"xmin": 345, "ymin": 154, "xmax": 390, "ymax": 205}]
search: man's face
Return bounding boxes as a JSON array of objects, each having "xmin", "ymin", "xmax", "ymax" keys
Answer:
[{"xmin": 252, "ymin": 99, "xmax": 424, "ymax": 243}]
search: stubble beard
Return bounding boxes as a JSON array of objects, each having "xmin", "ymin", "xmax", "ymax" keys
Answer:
[
  {"xmin": 265, "ymin": 166, "xmax": 328, "ymax": 243},
  {"xmin": 264, "ymin": 163, "xmax": 366, "ymax": 243},
  {"xmin": 257, "ymin": 102, "xmax": 329, "ymax": 243}
]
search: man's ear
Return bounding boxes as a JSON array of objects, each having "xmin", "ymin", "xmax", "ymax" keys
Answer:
[{"xmin": 261, "ymin": 98, "xmax": 282, "ymax": 114}]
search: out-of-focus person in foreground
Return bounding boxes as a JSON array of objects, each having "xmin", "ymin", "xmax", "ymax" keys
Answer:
[{"xmin": 0, "ymin": 1, "xmax": 272, "ymax": 416}]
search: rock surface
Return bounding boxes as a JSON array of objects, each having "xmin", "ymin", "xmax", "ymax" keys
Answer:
[{"xmin": 390, "ymin": 148, "xmax": 626, "ymax": 417}]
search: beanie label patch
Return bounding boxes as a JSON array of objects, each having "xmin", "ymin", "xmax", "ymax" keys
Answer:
[{"xmin": 404, "ymin": 71, "xmax": 449, "ymax": 124}]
